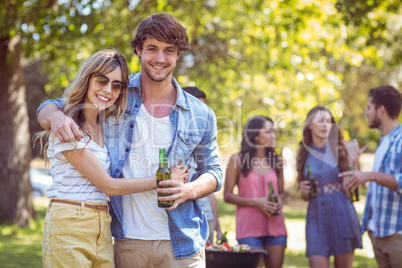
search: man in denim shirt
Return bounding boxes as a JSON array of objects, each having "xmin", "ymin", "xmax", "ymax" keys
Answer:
[
  {"xmin": 37, "ymin": 13, "xmax": 222, "ymax": 267},
  {"xmin": 341, "ymin": 85, "xmax": 402, "ymax": 268}
]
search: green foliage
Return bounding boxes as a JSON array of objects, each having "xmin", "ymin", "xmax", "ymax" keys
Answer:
[{"xmin": 1, "ymin": 0, "xmax": 400, "ymax": 152}]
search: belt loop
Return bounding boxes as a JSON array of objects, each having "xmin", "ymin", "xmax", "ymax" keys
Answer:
[
  {"xmin": 81, "ymin": 201, "xmax": 85, "ymax": 215},
  {"xmin": 47, "ymin": 198, "xmax": 53, "ymax": 212}
]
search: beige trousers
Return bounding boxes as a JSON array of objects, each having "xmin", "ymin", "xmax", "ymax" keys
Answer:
[
  {"xmin": 114, "ymin": 238, "xmax": 205, "ymax": 268},
  {"xmin": 368, "ymin": 230, "xmax": 402, "ymax": 268},
  {"xmin": 42, "ymin": 199, "xmax": 113, "ymax": 267}
]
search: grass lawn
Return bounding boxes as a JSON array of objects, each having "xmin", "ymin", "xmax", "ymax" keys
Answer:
[
  {"xmin": 0, "ymin": 190, "xmax": 378, "ymax": 268},
  {"xmin": 0, "ymin": 198, "xmax": 47, "ymax": 268}
]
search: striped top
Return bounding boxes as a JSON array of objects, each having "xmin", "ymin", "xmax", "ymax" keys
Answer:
[
  {"xmin": 46, "ymin": 134, "xmax": 110, "ymax": 203},
  {"xmin": 362, "ymin": 124, "xmax": 402, "ymax": 237},
  {"xmin": 236, "ymin": 169, "xmax": 287, "ymax": 240}
]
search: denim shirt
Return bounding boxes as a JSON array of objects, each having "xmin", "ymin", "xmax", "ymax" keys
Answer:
[{"xmin": 37, "ymin": 73, "xmax": 223, "ymax": 259}]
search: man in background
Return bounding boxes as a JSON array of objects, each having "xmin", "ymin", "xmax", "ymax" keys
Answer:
[{"xmin": 341, "ymin": 85, "xmax": 402, "ymax": 267}]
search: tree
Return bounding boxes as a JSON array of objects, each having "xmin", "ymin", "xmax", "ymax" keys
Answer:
[
  {"xmin": 0, "ymin": 0, "xmax": 115, "ymax": 225},
  {"xmin": 0, "ymin": 33, "xmax": 34, "ymax": 226},
  {"xmin": 1, "ymin": 0, "xmax": 400, "ymax": 225}
]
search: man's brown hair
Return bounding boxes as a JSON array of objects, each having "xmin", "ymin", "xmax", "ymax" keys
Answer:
[
  {"xmin": 368, "ymin": 85, "xmax": 401, "ymax": 119},
  {"xmin": 131, "ymin": 13, "xmax": 190, "ymax": 56}
]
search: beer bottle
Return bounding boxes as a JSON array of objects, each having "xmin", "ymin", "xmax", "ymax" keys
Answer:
[
  {"xmin": 268, "ymin": 182, "xmax": 279, "ymax": 215},
  {"xmin": 306, "ymin": 165, "xmax": 318, "ymax": 199},
  {"xmin": 348, "ymin": 166, "xmax": 359, "ymax": 202},
  {"xmin": 156, "ymin": 148, "xmax": 173, "ymax": 208}
]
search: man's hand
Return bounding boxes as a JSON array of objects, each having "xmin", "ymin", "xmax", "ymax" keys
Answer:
[
  {"xmin": 339, "ymin": 170, "xmax": 370, "ymax": 191},
  {"xmin": 49, "ymin": 111, "xmax": 83, "ymax": 142},
  {"xmin": 157, "ymin": 172, "xmax": 217, "ymax": 210},
  {"xmin": 157, "ymin": 180, "xmax": 190, "ymax": 210}
]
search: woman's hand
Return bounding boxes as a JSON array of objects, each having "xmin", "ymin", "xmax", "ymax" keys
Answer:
[
  {"xmin": 346, "ymin": 139, "xmax": 367, "ymax": 168},
  {"xmin": 274, "ymin": 196, "xmax": 284, "ymax": 215},
  {"xmin": 254, "ymin": 197, "xmax": 271, "ymax": 216},
  {"xmin": 170, "ymin": 164, "xmax": 189, "ymax": 183},
  {"xmin": 299, "ymin": 180, "xmax": 311, "ymax": 201}
]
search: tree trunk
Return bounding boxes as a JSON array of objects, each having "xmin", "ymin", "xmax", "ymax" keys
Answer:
[{"xmin": 0, "ymin": 36, "xmax": 34, "ymax": 226}]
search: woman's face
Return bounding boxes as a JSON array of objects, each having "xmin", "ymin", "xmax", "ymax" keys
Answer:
[
  {"xmin": 255, "ymin": 120, "xmax": 276, "ymax": 148},
  {"xmin": 85, "ymin": 66, "xmax": 123, "ymax": 111},
  {"xmin": 308, "ymin": 110, "xmax": 333, "ymax": 141}
]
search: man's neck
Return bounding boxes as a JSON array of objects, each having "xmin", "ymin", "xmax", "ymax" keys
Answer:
[
  {"xmin": 140, "ymin": 73, "xmax": 177, "ymax": 118},
  {"xmin": 379, "ymin": 119, "xmax": 399, "ymax": 136}
]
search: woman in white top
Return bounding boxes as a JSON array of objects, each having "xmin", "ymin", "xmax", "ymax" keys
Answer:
[{"xmin": 35, "ymin": 49, "xmax": 187, "ymax": 267}]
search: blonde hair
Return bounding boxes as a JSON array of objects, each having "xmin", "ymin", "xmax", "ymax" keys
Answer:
[{"xmin": 34, "ymin": 48, "xmax": 129, "ymax": 161}]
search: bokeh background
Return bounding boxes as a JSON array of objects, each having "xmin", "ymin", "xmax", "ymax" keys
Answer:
[{"xmin": 0, "ymin": 0, "xmax": 401, "ymax": 267}]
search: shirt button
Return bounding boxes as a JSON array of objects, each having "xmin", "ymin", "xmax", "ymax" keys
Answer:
[
  {"xmin": 125, "ymin": 148, "xmax": 129, "ymax": 152},
  {"xmin": 186, "ymin": 138, "xmax": 190, "ymax": 142},
  {"xmin": 135, "ymin": 105, "xmax": 138, "ymax": 108},
  {"xmin": 130, "ymin": 124, "xmax": 134, "ymax": 128}
]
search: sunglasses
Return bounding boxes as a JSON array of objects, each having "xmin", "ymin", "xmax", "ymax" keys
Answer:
[{"xmin": 92, "ymin": 72, "xmax": 127, "ymax": 94}]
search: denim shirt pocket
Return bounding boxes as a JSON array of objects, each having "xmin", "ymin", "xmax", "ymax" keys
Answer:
[{"xmin": 172, "ymin": 131, "xmax": 203, "ymax": 164}]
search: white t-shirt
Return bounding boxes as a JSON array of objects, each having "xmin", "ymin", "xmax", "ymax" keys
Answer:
[
  {"xmin": 122, "ymin": 104, "xmax": 173, "ymax": 240},
  {"xmin": 368, "ymin": 134, "xmax": 390, "ymax": 232},
  {"xmin": 46, "ymin": 134, "xmax": 110, "ymax": 203}
]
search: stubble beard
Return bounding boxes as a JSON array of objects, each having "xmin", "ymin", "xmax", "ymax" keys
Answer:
[
  {"xmin": 368, "ymin": 115, "xmax": 381, "ymax": 129},
  {"xmin": 142, "ymin": 62, "xmax": 174, "ymax": 83}
]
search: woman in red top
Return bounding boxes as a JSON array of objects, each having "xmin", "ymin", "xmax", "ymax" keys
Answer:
[{"xmin": 224, "ymin": 116, "xmax": 287, "ymax": 268}]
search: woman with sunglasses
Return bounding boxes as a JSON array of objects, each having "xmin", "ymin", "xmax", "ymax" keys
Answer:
[
  {"xmin": 296, "ymin": 106, "xmax": 361, "ymax": 268},
  {"xmin": 35, "ymin": 49, "xmax": 187, "ymax": 267}
]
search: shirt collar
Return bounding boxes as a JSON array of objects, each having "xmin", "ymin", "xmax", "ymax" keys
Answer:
[
  {"xmin": 127, "ymin": 72, "xmax": 190, "ymax": 111},
  {"xmin": 310, "ymin": 142, "xmax": 328, "ymax": 153},
  {"xmin": 381, "ymin": 124, "xmax": 402, "ymax": 142}
]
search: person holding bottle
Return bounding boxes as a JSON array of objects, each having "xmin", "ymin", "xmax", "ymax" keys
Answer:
[
  {"xmin": 340, "ymin": 85, "xmax": 402, "ymax": 268},
  {"xmin": 296, "ymin": 106, "xmax": 362, "ymax": 268},
  {"xmin": 34, "ymin": 49, "xmax": 188, "ymax": 267},
  {"xmin": 37, "ymin": 13, "xmax": 222, "ymax": 267},
  {"xmin": 224, "ymin": 116, "xmax": 287, "ymax": 268}
]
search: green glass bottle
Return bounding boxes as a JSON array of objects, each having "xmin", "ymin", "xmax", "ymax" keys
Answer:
[
  {"xmin": 348, "ymin": 166, "xmax": 359, "ymax": 202},
  {"xmin": 306, "ymin": 165, "xmax": 318, "ymax": 199},
  {"xmin": 218, "ymin": 231, "xmax": 228, "ymax": 244},
  {"xmin": 268, "ymin": 182, "xmax": 279, "ymax": 216},
  {"xmin": 156, "ymin": 148, "xmax": 173, "ymax": 208}
]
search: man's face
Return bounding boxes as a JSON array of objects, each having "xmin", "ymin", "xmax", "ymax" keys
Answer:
[
  {"xmin": 365, "ymin": 97, "xmax": 381, "ymax": 128},
  {"xmin": 136, "ymin": 38, "xmax": 179, "ymax": 83}
]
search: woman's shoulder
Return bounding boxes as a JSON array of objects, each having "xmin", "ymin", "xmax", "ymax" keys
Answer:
[
  {"xmin": 226, "ymin": 154, "xmax": 242, "ymax": 173},
  {"xmin": 229, "ymin": 153, "xmax": 242, "ymax": 165}
]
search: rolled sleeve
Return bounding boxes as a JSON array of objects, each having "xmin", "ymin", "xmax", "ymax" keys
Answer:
[
  {"xmin": 193, "ymin": 109, "xmax": 222, "ymax": 192},
  {"xmin": 396, "ymin": 173, "xmax": 402, "ymax": 194},
  {"xmin": 36, "ymin": 98, "xmax": 64, "ymax": 119}
]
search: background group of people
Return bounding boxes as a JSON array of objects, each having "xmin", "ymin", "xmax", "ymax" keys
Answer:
[
  {"xmin": 35, "ymin": 12, "xmax": 401, "ymax": 268},
  {"xmin": 221, "ymin": 84, "xmax": 401, "ymax": 268}
]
